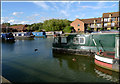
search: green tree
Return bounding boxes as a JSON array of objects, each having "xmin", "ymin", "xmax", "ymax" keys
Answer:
[
  {"xmin": 63, "ymin": 26, "xmax": 73, "ymax": 33},
  {"xmin": 42, "ymin": 19, "xmax": 71, "ymax": 31},
  {"xmin": 100, "ymin": 27, "xmax": 104, "ymax": 31},
  {"xmin": 114, "ymin": 27, "xmax": 117, "ymax": 30},
  {"xmin": 2, "ymin": 23, "xmax": 10, "ymax": 27},
  {"xmin": 31, "ymin": 23, "xmax": 43, "ymax": 31},
  {"xmin": 87, "ymin": 26, "xmax": 91, "ymax": 31}
]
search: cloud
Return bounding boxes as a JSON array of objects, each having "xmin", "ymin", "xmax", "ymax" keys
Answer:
[
  {"xmin": 32, "ymin": 13, "xmax": 40, "ymax": 17},
  {"xmin": 8, "ymin": 19, "xmax": 15, "ymax": 23},
  {"xmin": 78, "ymin": 2, "xmax": 117, "ymax": 9},
  {"xmin": 75, "ymin": 14, "xmax": 85, "ymax": 19},
  {"xmin": 60, "ymin": 10, "xmax": 69, "ymax": 17},
  {"xmin": 12, "ymin": 12, "xmax": 23, "ymax": 16},
  {"xmin": 1, "ymin": 17, "xmax": 14, "ymax": 23},
  {"xmin": 33, "ymin": 1, "xmax": 49, "ymax": 10}
]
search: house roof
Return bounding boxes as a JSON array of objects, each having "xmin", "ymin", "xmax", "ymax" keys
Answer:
[
  {"xmin": 10, "ymin": 24, "xmax": 28, "ymax": 31},
  {"xmin": 102, "ymin": 12, "xmax": 119, "ymax": 18},
  {"xmin": 80, "ymin": 18, "xmax": 101, "ymax": 24}
]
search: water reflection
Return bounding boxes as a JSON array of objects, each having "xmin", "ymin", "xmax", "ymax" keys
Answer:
[
  {"xmin": 53, "ymin": 53, "xmax": 95, "ymax": 72},
  {"xmin": 2, "ymin": 41, "xmax": 15, "ymax": 52},
  {"xmin": 53, "ymin": 53, "xmax": 119, "ymax": 83},
  {"xmin": 94, "ymin": 65, "xmax": 119, "ymax": 83}
]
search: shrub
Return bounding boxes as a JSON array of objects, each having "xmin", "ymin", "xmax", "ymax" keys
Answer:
[
  {"xmin": 114, "ymin": 27, "xmax": 117, "ymax": 30},
  {"xmin": 63, "ymin": 26, "xmax": 73, "ymax": 33}
]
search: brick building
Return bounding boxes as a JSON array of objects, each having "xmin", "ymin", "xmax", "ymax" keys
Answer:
[{"xmin": 70, "ymin": 12, "xmax": 120, "ymax": 32}]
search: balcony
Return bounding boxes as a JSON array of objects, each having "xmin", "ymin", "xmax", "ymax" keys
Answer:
[
  {"xmin": 111, "ymin": 23, "xmax": 115, "ymax": 27},
  {"xmin": 90, "ymin": 24, "xmax": 94, "ymax": 28},
  {"xmin": 97, "ymin": 25, "xmax": 102, "ymax": 28}
]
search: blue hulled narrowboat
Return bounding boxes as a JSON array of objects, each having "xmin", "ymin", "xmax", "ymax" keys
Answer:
[{"xmin": 1, "ymin": 33, "xmax": 15, "ymax": 41}]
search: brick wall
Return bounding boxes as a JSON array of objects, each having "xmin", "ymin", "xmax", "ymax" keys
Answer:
[{"xmin": 70, "ymin": 19, "xmax": 85, "ymax": 32}]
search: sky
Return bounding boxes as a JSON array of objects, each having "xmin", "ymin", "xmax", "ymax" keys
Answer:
[{"xmin": 1, "ymin": 1, "xmax": 119, "ymax": 25}]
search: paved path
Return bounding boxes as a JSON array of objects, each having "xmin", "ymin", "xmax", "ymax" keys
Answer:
[{"xmin": 1, "ymin": 76, "xmax": 11, "ymax": 84}]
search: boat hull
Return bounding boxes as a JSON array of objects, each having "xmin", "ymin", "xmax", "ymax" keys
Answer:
[
  {"xmin": 95, "ymin": 54, "xmax": 119, "ymax": 72},
  {"xmin": 52, "ymin": 47, "xmax": 96, "ymax": 56}
]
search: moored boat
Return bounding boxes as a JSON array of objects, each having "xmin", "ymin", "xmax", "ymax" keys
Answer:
[
  {"xmin": 13, "ymin": 32, "xmax": 35, "ymax": 39},
  {"xmin": 32, "ymin": 31, "xmax": 47, "ymax": 38},
  {"xmin": 52, "ymin": 31, "xmax": 119, "ymax": 56},
  {"xmin": 1, "ymin": 32, "xmax": 15, "ymax": 42},
  {"xmin": 94, "ymin": 35, "xmax": 119, "ymax": 72}
]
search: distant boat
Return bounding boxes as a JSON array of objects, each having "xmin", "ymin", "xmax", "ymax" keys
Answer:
[
  {"xmin": 13, "ymin": 32, "xmax": 35, "ymax": 39},
  {"xmin": 32, "ymin": 32, "xmax": 47, "ymax": 38},
  {"xmin": 1, "ymin": 32, "xmax": 15, "ymax": 42}
]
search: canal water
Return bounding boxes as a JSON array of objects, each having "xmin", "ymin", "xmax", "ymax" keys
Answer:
[{"xmin": 2, "ymin": 38, "xmax": 119, "ymax": 83}]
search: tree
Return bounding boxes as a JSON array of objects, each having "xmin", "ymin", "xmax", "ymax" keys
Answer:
[
  {"xmin": 87, "ymin": 26, "xmax": 91, "ymax": 31},
  {"xmin": 114, "ymin": 27, "xmax": 117, "ymax": 30},
  {"xmin": 42, "ymin": 19, "xmax": 71, "ymax": 31},
  {"xmin": 63, "ymin": 26, "xmax": 73, "ymax": 33},
  {"xmin": 100, "ymin": 27, "xmax": 104, "ymax": 31},
  {"xmin": 2, "ymin": 23, "xmax": 10, "ymax": 27},
  {"xmin": 31, "ymin": 23, "xmax": 43, "ymax": 31}
]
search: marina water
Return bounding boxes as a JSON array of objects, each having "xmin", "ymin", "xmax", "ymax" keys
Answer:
[{"xmin": 2, "ymin": 37, "xmax": 119, "ymax": 83}]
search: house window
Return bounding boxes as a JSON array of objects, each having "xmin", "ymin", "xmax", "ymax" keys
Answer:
[
  {"xmin": 78, "ymin": 24, "xmax": 80, "ymax": 26},
  {"xmin": 111, "ymin": 18, "xmax": 115, "ymax": 21},
  {"xmin": 104, "ymin": 18, "xmax": 108, "ymax": 22},
  {"xmin": 104, "ymin": 23, "xmax": 107, "ymax": 27},
  {"xmin": 96, "ymin": 24, "xmax": 101, "ymax": 28},
  {"xmin": 73, "ymin": 37, "xmax": 85, "ymax": 44},
  {"xmin": 111, "ymin": 23, "xmax": 115, "ymax": 26},
  {"xmin": 91, "ymin": 24, "xmax": 94, "ymax": 28},
  {"xmin": 118, "ymin": 17, "xmax": 119, "ymax": 21},
  {"xmin": 108, "ymin": 18, "xmax": 111, "ymax": 22}
]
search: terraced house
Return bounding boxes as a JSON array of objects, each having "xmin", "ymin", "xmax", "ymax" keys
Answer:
[{"xmin": 70, "ymin": 12, "xmax": 120, "ymax": 32}]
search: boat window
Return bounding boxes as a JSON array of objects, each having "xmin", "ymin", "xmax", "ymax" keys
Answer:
[
  {"xmin": 61, "ymin": 37, "xmax": 67, "ymax": 43},
  {"xmin": 22, "ymin": 34, "xmax": 24, "ymax": 36},
  {"xmin": 79, "ymin": 37, "xmax": 85, "ymax": 44},
  {"xmin": 73, "ymin": 37, "xmax": 85, "ymax": 44},
  {"xmin": 13, "ymin": 34, "xmax": 16, "ymax": 36},
  {"xmin": 18, "ymin": 34, "xmax": 21, "ymax": 36},
  {"xmin": 54, "ymin": 37, "xmax": 58, "ymax": 43},
  {"xmin": 73, "ymin": 37, "xmax": 79, "ymax": 44}
]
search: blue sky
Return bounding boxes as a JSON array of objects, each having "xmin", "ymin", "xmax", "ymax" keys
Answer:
[{"xmin": 1, "ymin": 1, "xmax": 119, "ymax": 24}]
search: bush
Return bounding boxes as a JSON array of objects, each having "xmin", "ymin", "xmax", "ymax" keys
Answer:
[
  {"xmin": 63, "ymin": 26, "xmax": 73, "ymax": 33},
  {"xmin": 87, "ymin": 26, "xmax": 91, "ymax": 31},
  {"xmin": 100, "ymin": 27, "xmax": 104, "ymax": 31},
  {"xmin": 114, "ymin": 27, "xmax": 117, "ymax": 30}
]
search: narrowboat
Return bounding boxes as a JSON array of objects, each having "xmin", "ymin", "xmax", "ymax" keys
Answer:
[
  {"xmin": 13, "ymin": 32, "xmax": 35, "ymax": 39},
  {"xmin": 94, "ymin": 35, "xmax": 119, "ymax": 72},
  {"xmin": 1, "ymin": 33, "xmax": 15, "ymax": 42},
  {"xmin": 52, "ymin": 31, "xmax": 119, "ymax": 56},
  {"xmin": 32, "ymin": 31, "xmax": 47, "ymax": 38}
]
